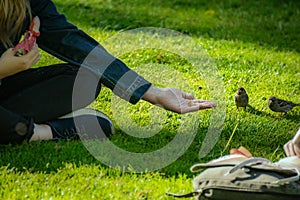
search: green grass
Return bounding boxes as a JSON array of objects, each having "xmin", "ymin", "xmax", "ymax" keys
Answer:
[{"xmin": 1, "ymin": 0, "xmax": 300, "ymax": 199}]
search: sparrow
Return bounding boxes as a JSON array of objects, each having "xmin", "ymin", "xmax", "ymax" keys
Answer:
[
  {"xmin": 268, "ymin": 96, "xmax": 300, "ymax": 114},
  {"xmin": 234, "ymin": 87, "xmax": 249, "ymax": 110}
]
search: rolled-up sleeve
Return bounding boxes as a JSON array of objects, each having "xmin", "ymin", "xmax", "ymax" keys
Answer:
[{"xmin": 30, "ymin": 0, "xmax": 151, "ymax": 104}]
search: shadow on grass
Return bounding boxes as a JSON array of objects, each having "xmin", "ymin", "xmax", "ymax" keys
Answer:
[
  {"xmin": 246, "ymin": 104, "xmax": 299, "ymax": 123},
  {"xmin": 0, "ymin": 117, "xmax": 297, "ymax": 177},
  {"xmin": 246, "ymin": 105, "xmax": 270, "ymax": 116},
  {"xmin": 0, "ymin": 127, "xmax": 216, "ymax": 177},
  {"xmin": 269, "ymin": 111, "xmax": 300, "ymax": 122},
  {"xmin": 0, "ymin": 140, "xmax": 103, "ymax": 173},
  {"xmin": 53, "ymin": 0, "xmax": 300, "ymax": 52}
]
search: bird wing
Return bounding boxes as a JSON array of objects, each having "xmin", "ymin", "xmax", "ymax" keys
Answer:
[{"xmin": 277, "ymin": 98, "xmax": 292, "ymax": 107}]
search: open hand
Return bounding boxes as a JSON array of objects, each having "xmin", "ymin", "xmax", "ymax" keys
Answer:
[{"xmin": 142, "ymin": 86, "xmax": 216, "ymax": 114}]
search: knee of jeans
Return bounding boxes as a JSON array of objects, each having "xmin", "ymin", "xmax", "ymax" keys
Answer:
[
  {"xmin": 15, "ymin": 122, "xmax": 28, "ymax": 136},
  {"xmin": 74, "ymin": 68, "xmax": 102, "ymax": 96},
  {"xmin": 15, "ymin": 118, "xmax": 34, "ymax": 142}
]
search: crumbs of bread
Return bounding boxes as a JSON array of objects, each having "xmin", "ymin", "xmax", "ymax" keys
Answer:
[{"xmin": 188, "ymin": 100, "xmax": 194, "ymax": 106}]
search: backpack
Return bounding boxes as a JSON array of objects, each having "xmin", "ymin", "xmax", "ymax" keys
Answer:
[{"xmin": 166, "ymin": 155, "xmax": 300, "ymax": 200}]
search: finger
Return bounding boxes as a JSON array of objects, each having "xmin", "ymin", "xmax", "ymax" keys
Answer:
[
  {"xmin": 26, "ymin": 47, "xmax": 40, "ymax": 59},
  {"xmin": 25, "ymin": 52, "xmax": 40, "ymax": 63},
  {"xmin": 181, "ymin": 105, "xmax": 202, "ymax": 114},
  {"xmin": 287, "ymin": 143, "xmax": 295, "ymax": 157},
  {"xmin": 32, "ymin": 54, "xmax": 40, "ymax": 65},
  {"xmin": 182, "ymin": 101, "xmax": 215, "ymax": 113},
  {"xmin": 290, "ymin": 142, "xmax": 298, "ymax": 156},
  {"xmin": 292, "ymin": 129, "xmax": 300, "ymax": 146},
  {"xmin": 238, "ymin": 146, "xmax": 253, "ymax": 158},
  {"xmin": 290, "ymin": 146, "xmax": 297, "ymax": 157},
  {"xmin": 284, "ymin": 143, "xmax": 291, "ymax": 157},
  {"xmin": 193, "ymin": 100, "xmax": 217, "ymax": 106},
  {"xmin": 32, "ymin": 54, "xmax": 40, "ymax": 64},
  {"xmin": 294, "ymin": 145, "xmax": 300, "ymax": 157},
  {"xmin": 198, "ymin": 103, "xmax": 216, "ymax": 110},
  {"xmin": 31, "ymin": 43, "xmax": 39, "ymax": 50},
  {"xmin": 24, "ymin": 51, "xmax": 40, "ymax": 66},
  {"xmin": 285, "ymin": 142, "xmax": 296, "ymax": 157},
  {"xmin": 191, "ymin": 100, "xmax": 216, "ymax": 108},
  {"xmin": 7, "ymin": 48, "xmax": 17, "ymax": 56},
  {"xmin": 182, "ymin": 92, "xmax": 195, "ymax": 100}
]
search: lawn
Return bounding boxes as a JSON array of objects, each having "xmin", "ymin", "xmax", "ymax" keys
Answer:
[{"xmin": 1, "ymin": 0, "xmax": 299, "ymax": 199}]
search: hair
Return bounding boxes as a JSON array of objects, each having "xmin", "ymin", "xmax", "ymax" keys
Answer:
[{"xmin": 0, "ymin": 0, "xmax": 31, "ymax": 48}]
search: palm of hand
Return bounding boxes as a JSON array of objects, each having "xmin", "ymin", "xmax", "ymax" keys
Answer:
[{"xmin": 156, "ymin": 88, "xmax": 216, "ymax": 114}]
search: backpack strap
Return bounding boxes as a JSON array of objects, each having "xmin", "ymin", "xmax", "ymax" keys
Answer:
[
  {"xmin": 224, "ymin": 157, "xmax": 300, "ymax": 185},
  {"xmin": 225, "ymin": 157, "xmax": 272, "ymax": 175},
  {"xmin": 166, "ymin": 190, "xmax": 201, "ymax": 198}
]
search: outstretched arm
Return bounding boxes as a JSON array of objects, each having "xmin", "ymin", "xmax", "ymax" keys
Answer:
[
  {"xmin": 31, "ymin": 0, "xmax": 151, "ymax": 104},
  {"xmin": 30, "ymin": 0, "xmax": 216, "ymax": 111}
]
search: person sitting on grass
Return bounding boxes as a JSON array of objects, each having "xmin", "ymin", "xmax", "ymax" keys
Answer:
[{"xmin": 0, "ymin": 0, "xmax": 216, "ymax": 145}]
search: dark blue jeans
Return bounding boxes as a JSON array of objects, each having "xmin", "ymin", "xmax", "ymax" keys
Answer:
[{"xmin": 0, "ymin": 64, "xmax": 101, "ymax": 144}]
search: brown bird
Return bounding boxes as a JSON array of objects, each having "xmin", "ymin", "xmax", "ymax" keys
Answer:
[
  {"xmin": 234, "ymin": 87, "xmax": 249, "ymax": 111},
  {"xmin": 268, "ymin": 96, "xmax": 300, "ymax": 114}
]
